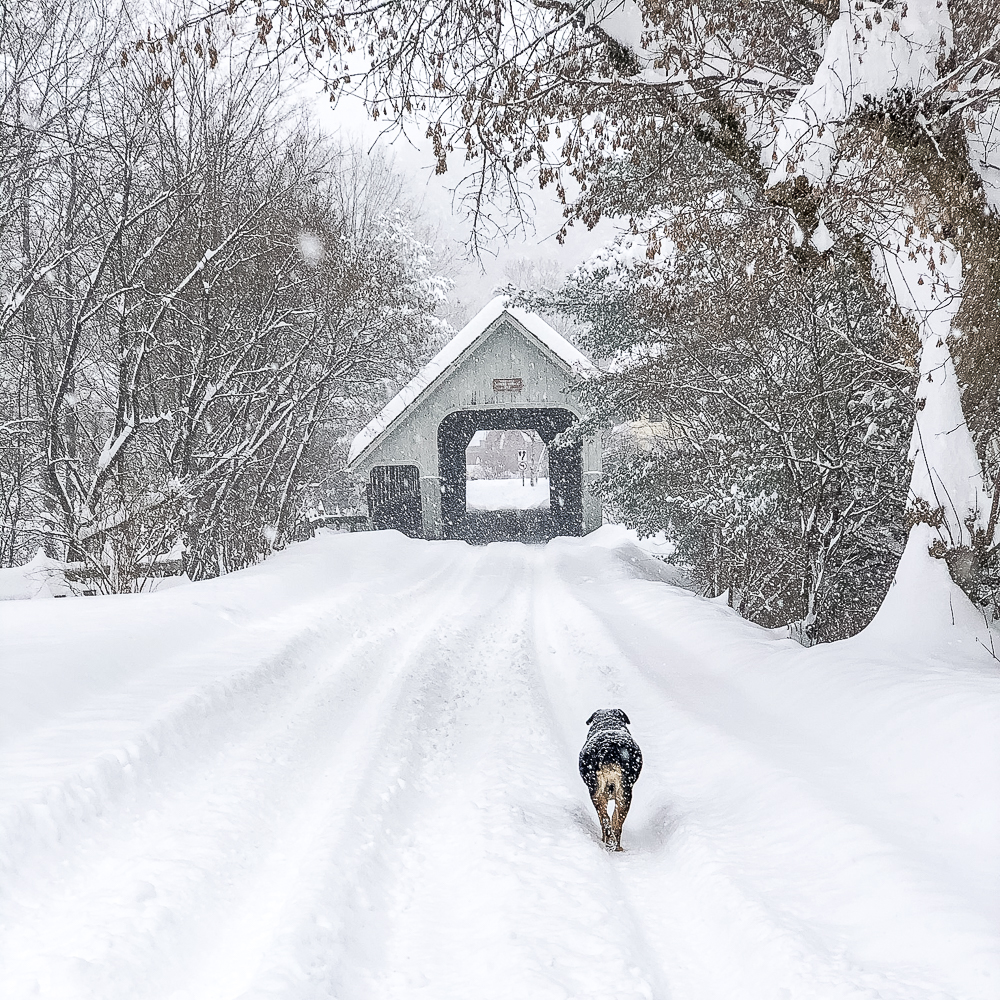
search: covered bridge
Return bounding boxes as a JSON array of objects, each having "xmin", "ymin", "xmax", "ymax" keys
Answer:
[{"xmin": 347, "ymin": 298, "xmax": 602, "ymax": 543}]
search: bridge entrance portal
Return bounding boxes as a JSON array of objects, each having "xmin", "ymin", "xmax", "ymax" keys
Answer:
[{"xmin": 438, "ymin": 408, "xmax": 582, "ymax": 543}]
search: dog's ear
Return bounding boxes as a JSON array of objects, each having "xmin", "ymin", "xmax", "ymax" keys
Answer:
[
  {"xmin": 621, "ymin": 711, "xmax": 631, "ymax": 725},
  {"xmin": 585, "ymin": 712, "xmax": 596, "ymax": 725}
]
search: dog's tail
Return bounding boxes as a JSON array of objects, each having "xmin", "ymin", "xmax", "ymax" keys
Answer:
[{"xmin": 596, "ymin": 763, "xmax": 624, "ymax": 815}]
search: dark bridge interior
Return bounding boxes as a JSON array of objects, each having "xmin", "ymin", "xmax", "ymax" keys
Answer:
[{"xmin": 438, "ymin": 408, "xmax": 582, "ymax": 544}]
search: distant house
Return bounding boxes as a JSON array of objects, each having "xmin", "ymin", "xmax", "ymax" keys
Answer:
[
  {"xmin": 465, "ymin": 429, "xmax": 549, "ymax": 481},
  {"xmin": 347, "ymin": 298, "xmax": 602, "ymax": 543}
]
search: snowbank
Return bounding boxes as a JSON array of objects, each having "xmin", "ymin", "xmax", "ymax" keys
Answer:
[
  {"xmin": 860, "ymin": 522, "xmax": 994, "ymax": 645},
  {"xmin": 0, "ymin": 549, "xmax": 190, "ymax": 601},
  {"xmin": 0, "ymin": 550, "xmax": 64, "ymax": 600}
]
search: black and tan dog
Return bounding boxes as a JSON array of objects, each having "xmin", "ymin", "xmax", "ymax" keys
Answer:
[{"xmin": 579, "ymin": 709, "xmax": 642, "ymax": 851}]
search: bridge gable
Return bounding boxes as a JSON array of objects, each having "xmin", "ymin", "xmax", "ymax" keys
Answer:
[{"xmin": 348, "ymin": 298, "xmax": 594, "ymax": 470}]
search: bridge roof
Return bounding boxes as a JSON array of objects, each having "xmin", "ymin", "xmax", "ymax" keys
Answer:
[{"xmin": 348, "ymin": 297, "xmax": 597, "ymax": 467}]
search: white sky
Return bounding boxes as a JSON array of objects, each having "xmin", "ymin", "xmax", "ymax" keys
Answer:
[{"xmin": 313, "ymin": 91, "xmax": 618, "ymax": 326}]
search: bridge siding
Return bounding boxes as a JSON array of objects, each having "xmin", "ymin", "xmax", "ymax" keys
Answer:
[{"xmin": 353, "ymin": 314, "xmax": 601, "ymax": 539}]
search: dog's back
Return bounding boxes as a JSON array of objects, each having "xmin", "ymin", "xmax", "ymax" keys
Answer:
[{"xmin": 579, "ymin": 709, "xmax": 642, "ymax": 850}]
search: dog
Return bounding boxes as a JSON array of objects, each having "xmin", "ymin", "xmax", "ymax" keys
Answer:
[{"xmin": 579, "ymin": 709, "xmax": 642, "ymax": 851}]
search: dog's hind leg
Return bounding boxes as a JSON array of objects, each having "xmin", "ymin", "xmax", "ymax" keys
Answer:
[
  {"xmin": 608, "ymin": 782, "xmax": 632, "ymax": 852},
  {"xmin": 590, "ymin": 786, "xmax": 612, "ymax": 845}
]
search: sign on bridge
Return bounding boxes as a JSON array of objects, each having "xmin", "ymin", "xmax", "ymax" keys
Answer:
[{"xmin": 493, "ymin": 378, "xmax": 523, "ymax": 393}]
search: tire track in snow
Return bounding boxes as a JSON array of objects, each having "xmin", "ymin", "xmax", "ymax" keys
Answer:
[
  {"xmin": 197, "ymin": 543, "xmax": 544, "ymax": 998},
  {"xmin": 0, "ymin": 544, "xmax": 486, "ymax": 1000},
  {"xmin": 220, "ymin": 543, "xmax": 671, "ymax": 1000},
  {"xmin": 532, "ymin": 545, "xmax": 993, "ymax": 1000},
  {"xmin": 350, "ymin": 544, "xmax": 670, "ymax": 1000}
]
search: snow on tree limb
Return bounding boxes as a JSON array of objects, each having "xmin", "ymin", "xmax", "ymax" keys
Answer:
[{"xmin": 767, "ymin": 0, "xmax": 953, "ymax": 188}]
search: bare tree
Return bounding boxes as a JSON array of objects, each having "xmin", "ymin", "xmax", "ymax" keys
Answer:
[{"xmin": 0, "ymin": 8, "xmax": 450, "ymax": 587}]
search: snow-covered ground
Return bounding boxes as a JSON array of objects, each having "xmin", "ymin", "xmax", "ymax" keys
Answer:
[
  {"xmin": 466, "ymin": 477, "xmax": 551, "ymax": 510},
  {"xmin": 0, "ymin": 550, "xmax": 190, "ymax": 600},
  {"xmin": 0, "ymin": 528, "xmax": 997, "ymax": 1000}
]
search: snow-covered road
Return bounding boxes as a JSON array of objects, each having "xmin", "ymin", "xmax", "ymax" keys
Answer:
[{"xmin": 1, "ymin": 530, "xmax": 997, "ymax": 1000}]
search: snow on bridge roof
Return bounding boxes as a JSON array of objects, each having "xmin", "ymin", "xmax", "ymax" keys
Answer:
[{"xmin": 348, "ymin": 297, "xmax": 597, "ymax": 467}]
